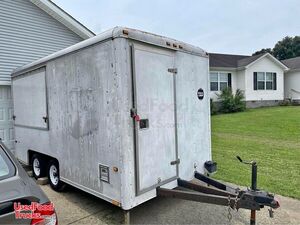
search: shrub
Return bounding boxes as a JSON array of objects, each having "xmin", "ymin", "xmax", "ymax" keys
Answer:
[
  {"xmin": 234, "ymin": 89, "xmax": 246, "ymax": 112},
  {"xmin": 210, "ymin": 99, "xmax": 217, "ymax": 115},
  {"xmin": 217, "ymin": 88, "xmax": 246, "ymax": 113},
  {"xmin": 292, "ymin": 100, "xmax": 300, "ymax": 106},
  {"xmin": 279, "ymin": 99, "xmax": 292, "ymax": 106}
]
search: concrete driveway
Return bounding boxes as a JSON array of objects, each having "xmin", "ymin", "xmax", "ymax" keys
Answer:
[{"xmin": 40, "ymin": 184, "xmax": 300, "ymax": 225}]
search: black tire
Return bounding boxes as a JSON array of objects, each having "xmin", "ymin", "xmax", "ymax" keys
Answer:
[
  {"xmin": 47, "ymin": 159, "xmax": 66, "ymax": 192},
  {"xmin": 31, "ymin": 154, "xmax": 46, "ymax": 179}
]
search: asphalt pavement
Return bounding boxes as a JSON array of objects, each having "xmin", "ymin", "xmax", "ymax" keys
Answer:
[{"xmin": 40, "ymin": 184, "xmax": 300, "ymax": 224}]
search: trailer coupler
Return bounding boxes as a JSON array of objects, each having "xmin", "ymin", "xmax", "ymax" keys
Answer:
[{"xmin": 193, "ymin": 172, "xmax": 279, "ymax": 210}]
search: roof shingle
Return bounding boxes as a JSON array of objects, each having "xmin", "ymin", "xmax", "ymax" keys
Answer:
[
  {"xmin": 209, "ymin": 53, "xmax": 269, "ymax": 68},
  {"xmin": 237, "ymin": 53, "xmax": 265, "ymax": 67},
  {"xmin": 210, "ymin": 52, "xmax": 288, "ymax": 70},
  {"xmin": 209, "ymin": 53, "xmax": 249, "ymax": 68},
  {"xmin": 282, "ymin": 56, "xmax": 300, "ymax": 70}
]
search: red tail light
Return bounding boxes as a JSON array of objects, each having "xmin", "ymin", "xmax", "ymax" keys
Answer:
[{"xmin": 30, "ymin": 202, "xmax": 57, "ymax": 225}]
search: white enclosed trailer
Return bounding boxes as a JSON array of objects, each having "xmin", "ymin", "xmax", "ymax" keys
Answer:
[{"xmin": 11, "ymin": 27, "xmax": 211, "ymax": 210}]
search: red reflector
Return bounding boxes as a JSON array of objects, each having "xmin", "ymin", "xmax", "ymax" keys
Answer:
[{"xmin": 134, "ymin": 115, "xmax": 140, "ymax": 122}]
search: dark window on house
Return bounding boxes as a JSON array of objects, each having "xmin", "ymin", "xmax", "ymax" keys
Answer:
[
  {"xmin": 254, "ymin": 72, "xmax": 277, "ymax": 90},
  {"xmin": 210, "ymin": 72, "xmax": 231, "ymax": 91}
]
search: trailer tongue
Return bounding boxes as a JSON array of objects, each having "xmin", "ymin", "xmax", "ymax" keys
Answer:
[{"xmin": 157, "ymin": 156, "xmax": 279, "ymax": 225}]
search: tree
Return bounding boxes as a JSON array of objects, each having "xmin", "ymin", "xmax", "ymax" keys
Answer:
[
  {"xmin": 252, "ymin": 48, "xmax": 272, "ymax": 56},
  {"xmin": 273, "ymin": 36, "xmax": 295, "ymax": 60},
  {"xmin": 252, "ymin": 36, "xmax": 300, "ymax": 60},
  {"xmin": 292, "ymin": 36, "xmax": 300, "ymax": 58}
]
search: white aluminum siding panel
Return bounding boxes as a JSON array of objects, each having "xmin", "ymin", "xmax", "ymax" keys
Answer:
[{"xmin": 0, "ymin": 0, "xmax": 83, "ymax": 82}]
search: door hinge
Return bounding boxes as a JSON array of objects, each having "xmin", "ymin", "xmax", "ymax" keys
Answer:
[
  {"xmin": 168, "ymin": 68, "xmax": 177, "ymax": 74},
  {"xmin": 170, "ymin": 158, "xmax": 180, "ymax": 165}
]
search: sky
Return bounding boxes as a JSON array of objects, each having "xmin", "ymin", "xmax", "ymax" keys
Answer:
[{"xmin": 53, "ymin": 0, "xmax": 300, "ymax": 55}]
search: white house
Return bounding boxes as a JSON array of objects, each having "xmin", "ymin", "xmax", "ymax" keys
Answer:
[
  {"xmin": 282, "ymin": 56, "xmax": 300, "ymax": 102},
  {"xmin": 0, "ymin": 0, "xmax": 94, "ymax": 149},
  {"xmin": 209, "ymin": 53, "xmax": 289, "ymax": 107}
]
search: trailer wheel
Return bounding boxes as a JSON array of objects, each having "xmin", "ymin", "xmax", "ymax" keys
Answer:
[
  {"xmin": 31, "ymin": 154, "xmax": 46, "ymax": 179},
  {"xmin": 47, "ymin": 160, "xmax": 66, "ymax": 192}
]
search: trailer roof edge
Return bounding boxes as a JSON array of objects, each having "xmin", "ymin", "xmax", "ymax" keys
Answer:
[{"xmin": 12, "ymin": 27, "xmax": 208, "ymax": 77}]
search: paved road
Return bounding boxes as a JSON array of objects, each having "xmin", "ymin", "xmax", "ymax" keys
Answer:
[{"xmin": 40, "ymin": 184, "xmax": 300, "ymax": 225}]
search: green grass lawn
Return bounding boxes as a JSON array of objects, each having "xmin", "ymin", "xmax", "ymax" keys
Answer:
[{"xmin": 211, "ymin": 106, "xmax": 300, "ymax": 199}]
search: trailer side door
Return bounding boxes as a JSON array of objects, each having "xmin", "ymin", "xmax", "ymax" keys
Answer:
[{"xmin": 132, "ymin": 44, "xmax": 177, "ymax": 194}]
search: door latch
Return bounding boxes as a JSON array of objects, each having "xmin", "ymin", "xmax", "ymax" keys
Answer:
[
  {"xmin": 170, "ymin": 158, "xmax": 180, "ymax": 165},
  {"xmin": 130, "ymin": 108, "xmax": 140, "ymax": 122}
]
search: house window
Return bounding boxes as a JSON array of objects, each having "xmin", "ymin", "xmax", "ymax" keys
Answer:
[
  {"xmin": 210, "ymin": 72, "xmax": 218, "ymax": 91},
  {"xmin": 219, "ymin": 73, "xmax": 228, "ymax": 91},
  {"xmin": 210, "ymin": 72, "xmax": 231, "ymax": 91},
  {"xmin": 266, "ymin": 72, "xmax": 273, "ymax": 90},
  {"xmin": 254, "ymin": 72, "xmax": 277, "ymax": 90},
  {"xmin": 257, "ymin": 72, "xmax": 265, "ymax": 90}
]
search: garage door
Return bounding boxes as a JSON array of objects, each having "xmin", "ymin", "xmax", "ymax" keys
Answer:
[{"xmin": 0, "ymin": 86, "xmax": 14, "ymax": 149}]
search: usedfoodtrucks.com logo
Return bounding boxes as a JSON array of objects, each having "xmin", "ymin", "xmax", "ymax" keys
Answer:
[{"xmin": 14, "ymin": 202, "xmax": 54, "ymax": 219}]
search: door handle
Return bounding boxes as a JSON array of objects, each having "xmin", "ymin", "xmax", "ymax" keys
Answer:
[
  {"xmin": 139, "ymin": 119, "xmax": 149, "ymax": 129},
  {"xmin": 130, "ymin": 108, "xmax": 140, "ymax": 122},
  {"xmin": 170, "ymin": 158, "xmax": 180, "ymax": 165}
]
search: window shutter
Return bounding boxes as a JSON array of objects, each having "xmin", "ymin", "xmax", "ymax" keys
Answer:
[
  {"xmin": 253, "ymin": 72, "xmax": 257, "ymax": 90},
  {"xmin": 273, "ymin": 73, "xmax": 277, "ymax": 90},
  {"xmin": 228, "ymin": 73, "xmax": 232, "ymax": 88}
]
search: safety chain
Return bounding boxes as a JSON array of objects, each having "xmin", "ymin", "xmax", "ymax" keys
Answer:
[
  {"xmin": 234, "ymin": 194, "xmax": 239, "ymax": 211},
  {"xmin": 227, "ymin": 195, "xmax": 232, "ymax": 221},
  {"xmin": 228, "ymin": 194, "xmax": 240, "ymax": 222}
]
